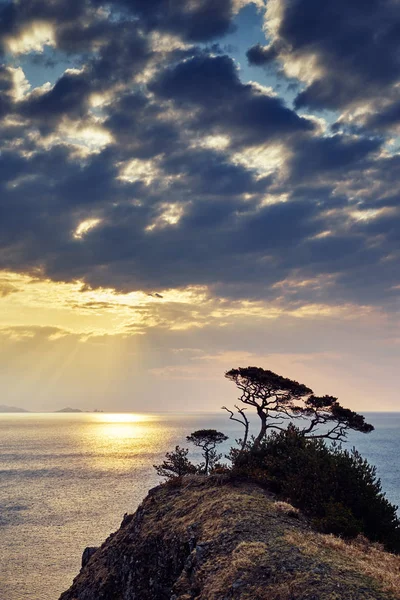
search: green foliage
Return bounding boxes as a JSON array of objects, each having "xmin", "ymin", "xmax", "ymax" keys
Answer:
[
  {"xmin": 313, "ymin": 501, "xmax": 362, "ymax": 538},
  {"xmin": 229, "ymin": 426, "xmax": 400, "ymax": 553},
  {"xmin": 153, "ymin": 445, "xmax": 197, "ymax": 480}
]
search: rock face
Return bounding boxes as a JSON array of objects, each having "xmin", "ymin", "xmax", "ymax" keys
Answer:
[
  {"xmin": 60, "ymin": 477, "xmax": 398, "ymax": 600},
  {"xmin": 81, "ymin": 547, "xmax": 98, "ymax": 569}
]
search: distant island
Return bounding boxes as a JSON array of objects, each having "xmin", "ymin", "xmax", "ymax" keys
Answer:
[
  {"xmin": 0, "ymin": 406, "xmax": 105, "ymax": 413},
  {"xmin": 0, "ymin": 405, "xmax": 29, "ymax": 413}
]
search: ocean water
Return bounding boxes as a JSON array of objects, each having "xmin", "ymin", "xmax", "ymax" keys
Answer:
[{"xmin": 0, "ymin": 411, "xmax": 399, "ymax": 600}]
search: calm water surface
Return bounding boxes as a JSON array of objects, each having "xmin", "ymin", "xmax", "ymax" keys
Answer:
[{"xmin": 0, "ymin": 412, "xmax": 399, "ymax": 600}]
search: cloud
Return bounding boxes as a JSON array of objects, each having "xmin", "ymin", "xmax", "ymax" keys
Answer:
[
  {"xmin": 90, "ymin": 0, "xmax": 237, "ymax": 43},
  {"xmin": 287, "ymin": 134, "xmax": 382, "ymax": 183},
  {"xmin": 246, "ymin": 43, "xmax": 277, "ymax": 66},
  {"xmin": 150, "ymin": 54, "xmax": 314, "ymax": 147},
  {"xmin": 19, "ymin": 70, "xmax": 92, "ymax": 128},
  {"xmin": 363, "ymin": 100, "xmax": 400, "ymax": 132},
  {"xmin": 248, "ymin": 0, "xmax": 400, "ymax": 131},
  {"xmin": 104, "ymin": 91, "xmax": 182, "ymax": 160},
  {"xmin": 0, "ymin": 1, "xmax": 86, "ymax": 55},
  {"xmin": 0, "ymin": 0, "xmax": 248, "ymax": 60},
  {"xmin": 0, "ymin": 64, "xmax": 16, "ymax": 117},
  {"xmin": 0, "ymin": 0, "xmax": 398, "ymax": 317},
  {"xmin": 0, "ymin": 282, "xmax": 18, "ymax": 297},
  {"xmin": 0, "ymin": 96, "xmax": 397, "ymax": 309}
]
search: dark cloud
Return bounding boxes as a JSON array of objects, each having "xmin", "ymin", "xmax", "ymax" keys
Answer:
[
  {"xmin": 231, "ymin": 199, "xmax": 319, "ymax": 255},
  {"xmin": 17, "ymin": 22, "xmax": 151, "ymax": 132},
  {"xmin": 54, "ymin": 148, "xmax": 135, "ymax": 208},
  {"xmin": 86, "ymin": 22, "xmax": 151, "ymax": 83},
  {"xmin": 150, "ymin": 54, "xmax": 314, "ymax": 146},
  {"xmin": 0, "ymin": 0, "xmax": 86, "ymax": 55},
  {"xmin": 0, "ymin": 65, "xmax": 14, "ymax": 117},
  {"xmin": 0, "ymin": 150, "xmax": 27, "ymax": 182},
  {"xmin": 247, "ymin": 0, "xmax": 400, "ymax": 128},
  {"xmin": 160, "ymin": 148, "xmax": 272, "ymax": 197},
  {"xmin": 246, "ymin": 43, "xmax": 277, "ymax": 66},
  {"xmin": 288, "ymin": 135, "xmax": 382, "ymax": 183},
  {"xmin": 0, "ymin": 121, "xmax": 398, "ymax": 308},
  {"xmin": 19, "ymin": 71, "xmax": 92, "ymax": 127},
  {"xmin": 104, "ymin": 92, "xmax": 182, "ymax": 160},
  {"xmin": 150, "ymin": 54, "xmax": 243, "ymax": 105},
  {"xmin": 90, "ymin": 0, "xmax": 235, "ymax": 42},
  {"xmin": 0, "ymin": 0, "xmax": 399, "ymax": 312},
  {"xmin": 48, "ymin": 198, "xmax": 319, "ymax": 294},
  {"xmin": 0, "ymin": 0, "xmax": 237, "ymax": 61},
  {"xmin": 364, "ymin": 101, "xmax": 400, "ymax": 131}
]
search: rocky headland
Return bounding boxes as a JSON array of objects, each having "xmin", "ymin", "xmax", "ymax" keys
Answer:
[{"xmin": 59, "ymin": 476, "xmax": 399, "ymax": 600}]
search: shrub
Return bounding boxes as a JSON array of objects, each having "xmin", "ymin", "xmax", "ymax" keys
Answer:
[
  {"xmin": 153, "ymin": 445, "xmax": 197, "ymax": 480},
  {"xmin": 229, "ymin": 426, "xmax": 400, "ymax": 553},
  {"xmin": 314, "ymin": 501, "xmax": 363, "ymax": 538}
]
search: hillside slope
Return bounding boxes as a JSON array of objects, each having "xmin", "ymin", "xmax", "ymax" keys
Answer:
[{"xmin": 60, "ymin": 477, "xmax": 399, "ymax": 600}]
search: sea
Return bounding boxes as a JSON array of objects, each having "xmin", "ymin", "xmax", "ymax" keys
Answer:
[{"xmin": 0, "ymin": 411, "xmax": 399, "ymax": 600}]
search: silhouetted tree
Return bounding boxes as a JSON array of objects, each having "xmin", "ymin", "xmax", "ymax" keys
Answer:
[
  {"xmin": 225, "ymin": 367, "xmax": 373, "ymax": 448},
  {"xmin": 187, "ymin": 429, "xmax": 228, "ymax": 475},
  {"xmin": 154, "ymin": 445, "xmax": 196, "ymax": 480}
]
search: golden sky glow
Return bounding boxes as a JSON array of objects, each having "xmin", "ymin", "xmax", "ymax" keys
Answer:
[
  {"xmin": 0, "ymin": 269, "xmax": 379, "ymax": 339},
  {"xmin": 1, "ymin": 268, "xmax": 399, "ymax": 412}
]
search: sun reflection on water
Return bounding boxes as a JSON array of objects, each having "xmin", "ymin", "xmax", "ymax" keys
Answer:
[
  {"xmin": 46, "ymin": 413, "xmax": 182, "ymax": 474},
  {"xmin": 94, "ymin": 413, "xmax": 153, "ymax": 424},
  {"xmin": 91, "ymin": 413, "xmax": 156, "ymax": 445}
]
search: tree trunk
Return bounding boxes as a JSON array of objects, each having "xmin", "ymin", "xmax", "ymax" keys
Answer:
[
  {"xmin": 204, "ymin": 449, "xmax": 209, "ymax": 475},
  {"xmin": 253, "ymin": 409, "xmax": 267, "ymax": 448},
  {"xmin": 240, "ymin": 419, "xmax": 249, "ymax": 452}
]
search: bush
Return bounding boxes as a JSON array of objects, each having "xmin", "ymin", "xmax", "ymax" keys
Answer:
[
  {"xmin": 314, "ymin": 501, "xmax": 362, "ymax": 538},
  {"xmin": 153, "ymin": 445, "xmax": 197, "ymax": 480},
  {"xmin": 229, "ymin": 426, "xmax": 400, "ymax": 553}
]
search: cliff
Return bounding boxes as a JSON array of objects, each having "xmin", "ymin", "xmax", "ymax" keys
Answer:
[{"xmin": 60, "ymin": 477, "xmax": 399, "ymax": 600}]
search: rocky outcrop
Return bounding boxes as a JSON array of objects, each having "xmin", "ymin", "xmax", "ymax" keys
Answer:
[
  {"xmin": 60, "ymin": 477, "xmax": 399, "ymax": 600},
  {"xmin": 81, "ymin": 547, "xmax": 98, "ymax": 569}
]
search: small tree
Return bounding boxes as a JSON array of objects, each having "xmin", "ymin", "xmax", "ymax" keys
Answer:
[
  {"xmin": 225, "ymin": 366, "xmax": 373, "ymax": 447},
  {"xmin": 154, "ymin": 445, "xmax": 197, "ymax": 480},
  {"xmin": 187, "ymin": 429, "xmax": 228, "ymax": 475}
]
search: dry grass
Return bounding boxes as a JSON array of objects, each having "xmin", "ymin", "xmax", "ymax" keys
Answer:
[
  {"xmin": 232, "ymin": 541, "xmax": 269, "ymax": 570},
  {"xmin": 257, "ymin": 574, "xmax": 342, "ymax": 600},
  {"xmin": 156, "ymin": 481, "xmax": 398, "ymax": 599},
  {"xmin": 62, "ymin": 478, "xmax": 398, "ymax": 600},
  {"xmin": 273, "ymin": 501, "xmax": 300, "ymax": 518},
  {"xmin": 285, "ymin": 529, "xmax": 400, "ymax": 598}
]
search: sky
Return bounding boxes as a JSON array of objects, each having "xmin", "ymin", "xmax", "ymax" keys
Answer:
[{"xmin": 0, "ymin": 0, "xmax": 399, "ymax": 412}]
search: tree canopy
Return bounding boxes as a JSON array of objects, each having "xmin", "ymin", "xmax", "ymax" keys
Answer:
[
  {"xmin": 225, "ymin": 366, "xmax": 374, "ymax": 447},
  {"xmin": 186, "ymin": 429, "xmax": 228, "ymax": 475}
]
